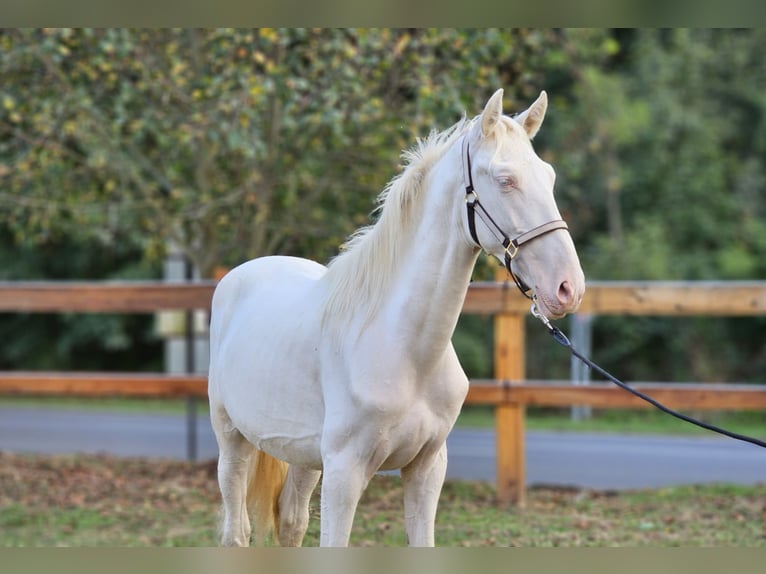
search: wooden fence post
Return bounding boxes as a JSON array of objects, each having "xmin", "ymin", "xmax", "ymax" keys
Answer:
[{"xmin": 493, "ymin": 271, "xmax": 526, "ymax": 506}]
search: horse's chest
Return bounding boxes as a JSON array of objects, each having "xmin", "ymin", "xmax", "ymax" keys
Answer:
[
  {"xmin": 361, "ymin": 374, "xmax": 466, "ymax": 470},
  {"xmin": 321, "ymin": 339, "xmax": 469, "ymax": 471},
  {"xmin": 374, "ymin": 402, "xmax": 457, "ymax": 470}
]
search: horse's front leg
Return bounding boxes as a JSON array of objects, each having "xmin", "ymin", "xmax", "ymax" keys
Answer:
[
  {"xmin": 319, "ymin": 446, "xmax": 371, "ymax": 547},
  {"xmin": 401, "ymin": 442, "xmax": 448, "ymax": 547},
  {"xmin": 319, "ymin": 420, "xmax": 386, "ymax": 547}
]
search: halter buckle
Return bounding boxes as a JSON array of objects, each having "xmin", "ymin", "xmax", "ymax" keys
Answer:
[
  {"xmin": 504, "ymin": 242, "xmax": 519, "ymax": 260},
  {"xmin": 530, "ymin": 297, "xmax": 552, "ymax": 330}
]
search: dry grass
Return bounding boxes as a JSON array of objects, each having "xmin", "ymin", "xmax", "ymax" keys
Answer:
[{"xmin": 1, "ymin": 452, "xmax": 764, "ymax": 547}]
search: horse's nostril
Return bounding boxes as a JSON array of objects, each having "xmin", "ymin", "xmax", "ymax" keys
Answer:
[{"xmin": 558, "ymin": 281, "xmax": 573, "ymax": 306}]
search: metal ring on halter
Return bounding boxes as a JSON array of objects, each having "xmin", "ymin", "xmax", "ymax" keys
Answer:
[
  {"xmin": 530, "ymin": 297, "xmax": 552, "ymax": 329},
  {"xmin": 504, "ymin": 241, "xmax": 519, "ymax": 261}
]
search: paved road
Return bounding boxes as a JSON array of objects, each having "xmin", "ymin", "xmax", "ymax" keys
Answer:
[{"xmin": 1, "ymin": 406, "xmax": 764, "ymax": 490}]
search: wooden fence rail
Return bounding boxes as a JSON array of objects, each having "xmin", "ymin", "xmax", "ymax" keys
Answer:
[
  {"xmin": 1, "ymin": 279, "xmax": 766, "ymax": 505},
  {"xmin": 0, "ymin": 281, "xmax": 216, "ymax": 312}
]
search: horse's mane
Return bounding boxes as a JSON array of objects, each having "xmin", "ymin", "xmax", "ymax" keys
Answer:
[{"xmin": 320, "ymin": 117, "xmax": 472, "ymax": 331}]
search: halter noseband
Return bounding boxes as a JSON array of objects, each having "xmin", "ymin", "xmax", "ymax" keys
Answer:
[{"xmin": 461, "ymin": 135, "xmax": 569, "ymax": 299}]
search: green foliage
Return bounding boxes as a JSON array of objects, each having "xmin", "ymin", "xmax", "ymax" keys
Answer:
[
  {"xmin": 0, "ymin": 28, "xmax": 610, "ymax": 276},
  {"xmin": 2, "ymin": 28, "xmax": 766, "ymax": 384},
  {"xmin": 451, "ymin": 315, "xmax": 494, "ymax": 379},
  {"xmin": 0, "ymin": 229, "xmax": 161, "ymax": 371},
  {"xmin": 555, "ymin": 29, "xmax": 766, "ymax": 285},
  {"xmin": 532, "ymin": 30, "xmax": 766, "ymax": 384}
]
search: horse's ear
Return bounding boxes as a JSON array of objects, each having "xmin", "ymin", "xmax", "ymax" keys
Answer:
[
  {"xmin": 514, "ymin": 90, "xmax": 548, "ymax": 139},
  {"xmin": 481, "ymin": 89, "xmax": 505, "ymax": 137}
]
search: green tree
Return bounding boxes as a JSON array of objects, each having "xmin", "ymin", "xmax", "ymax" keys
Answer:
[
  {"xmin": 0, "ymin": 28, "xmax": 611, "ymax": 277},
  {"xmin": 0, "ymin": 28, "xmax": 614, "ymax": 376},
  {"xmin": 1, "ymin": 28, "xmax": 385, "ymax": 276},
  {"xmin": 545, "ymin": 29, "xmax": 766, "ymax": 383}
]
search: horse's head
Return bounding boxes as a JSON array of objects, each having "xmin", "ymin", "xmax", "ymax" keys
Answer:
[{"xmin": 463, "ymin": 89, "xmax": 585, "ymax": 319}]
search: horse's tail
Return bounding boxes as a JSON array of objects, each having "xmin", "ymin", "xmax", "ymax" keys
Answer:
[{"xmin": 247, "ymin": 450, "xmax": 289, "ymax": 545}]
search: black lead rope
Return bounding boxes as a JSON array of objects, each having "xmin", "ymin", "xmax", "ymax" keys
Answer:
[{"xmin": 530, "ymin": 303, "xmax": 766, "ymax": 449}]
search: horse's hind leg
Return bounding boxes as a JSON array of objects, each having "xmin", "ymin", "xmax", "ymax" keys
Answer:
[
  {"xmin": 210, "ymin": 404, "xmax": 256, "ymax": 546},
  {"xmin": 277, "ymin": 466, "xmax": 321, "ymax": 546}
]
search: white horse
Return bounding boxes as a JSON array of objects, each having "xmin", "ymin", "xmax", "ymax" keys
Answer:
[{"xmin": 208, "ymin": 89, "xmax": 585, "ymax": 547}]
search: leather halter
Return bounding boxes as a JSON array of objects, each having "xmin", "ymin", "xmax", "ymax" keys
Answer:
[{"xmin": 461, "ymin": 135, "xmax": 569, "ymax": 299}]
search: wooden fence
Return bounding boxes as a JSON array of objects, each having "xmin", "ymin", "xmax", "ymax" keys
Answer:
[{"xmin": 1, "ymin": 279, "xmax": 766, "ymax": 505}]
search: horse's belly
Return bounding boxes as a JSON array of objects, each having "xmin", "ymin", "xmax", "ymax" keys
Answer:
[
  {"xmin": 248, "ymin": 432, "xmax": 323, "ymax": 469},
  {"xmin": 210, "ymin": 256, "xmax": 326, "ymax": 467},
  {"xmin": 222, "ymin": 355, "xmax": 324, "ymax": 468},
  {"xmin": 222, "ymin": 342, "xmax": 324, "ymax": 468}
]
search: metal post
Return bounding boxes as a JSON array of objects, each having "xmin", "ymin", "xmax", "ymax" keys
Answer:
[
  {"xmin": 161, "ymin": 245, "xmax": 210, "ymax": 461},
  {"xmin": 570, "ymin": 313, "xmax": 593, "ymax": 421},
  {"xmin": 184, "ymin": 257, "xmax": 198, "ymax": 462}
]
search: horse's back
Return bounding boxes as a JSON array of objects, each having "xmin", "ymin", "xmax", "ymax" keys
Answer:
[
  {"xmin": 209, "ymin": 255, "xmax": 327, "ymax": 465},
  {"xmin": 214, "ymin": 254, "xmax": 324, "ymax": 300},
  {"xmin": 212, "ymin": 255, "xmax": 325, "ymax": 319},
  {"xmin": 210, "ymin": 256, "xmax": 325, "ymax": 355}
]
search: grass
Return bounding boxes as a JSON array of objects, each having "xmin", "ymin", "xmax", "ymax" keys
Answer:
[
  {"xmin": 0, "ymin": 396, "xmax": 208, "ymax": 416},
  {"xmin": 3, "ymin": 397, "xmax": 765, "ymax": 439},
  {"xmin": 1, "ymin": 452, "xmax": 764, "ymax": 547},
  {"xmin": 458, "ymin": 405, "xmax": 766, "ymax": 438}
]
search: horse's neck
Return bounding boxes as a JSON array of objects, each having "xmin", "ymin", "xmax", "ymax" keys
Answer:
[{"xmin": 379, "ymin": 153, "xmax": 479, "ymax": 370}]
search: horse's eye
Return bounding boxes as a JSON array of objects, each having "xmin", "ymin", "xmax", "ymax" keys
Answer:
[{"xmin": 498, "ymin": 176, "xmax": 518, "ymax": 191}]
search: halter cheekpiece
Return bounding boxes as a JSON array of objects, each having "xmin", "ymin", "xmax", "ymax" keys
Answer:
[{"xmin": 461, "ymin": 135, "xmax": 569, "ymax": 299}]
